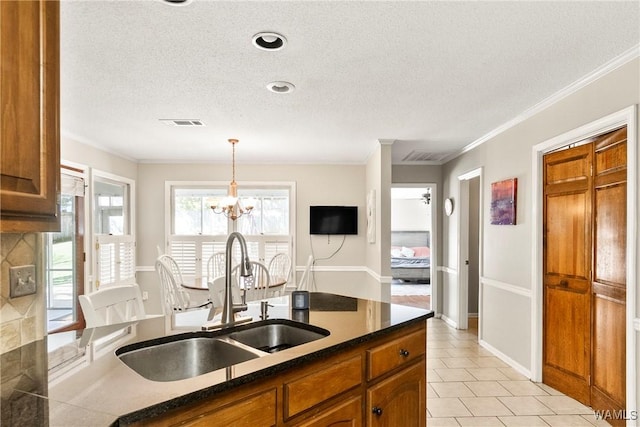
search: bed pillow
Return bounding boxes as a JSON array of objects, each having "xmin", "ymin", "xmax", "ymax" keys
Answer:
[
  {"xmin": 390, "ymin": 247, "xmax": 402, "ymax": 257},
  {"xmin": 400, "ymin": 246, "xmax": 415, "ymax": 257},
  {"xmin": 411, "ymin": 246, "xmax": 430, "ymax": 257}
]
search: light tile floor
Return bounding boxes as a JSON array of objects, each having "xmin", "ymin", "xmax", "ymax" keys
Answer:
[{"xmin": 427, "ymin": 318, "xmax": 611, "ymax": 426}]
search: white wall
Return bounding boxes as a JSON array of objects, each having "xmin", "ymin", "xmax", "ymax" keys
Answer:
[
  {"xmin": 135, "ymin": 162, "xmax": 376, "ymax": 311},
  {"xmin": 441, "ymin": 57, "xmax": 639, "ymax": 381},
  {"xmin": 391, "ymin": 198, "xmax": 430, "ymax": 231}
]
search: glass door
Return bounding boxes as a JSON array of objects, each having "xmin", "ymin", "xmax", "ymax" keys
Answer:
[{"xmin": 46, "ymin": 172, "xmax": 85, "ymax": 333}]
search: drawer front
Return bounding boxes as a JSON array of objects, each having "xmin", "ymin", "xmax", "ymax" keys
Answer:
[
  {"xmin": 296, "ymin": 395, "xmax": 363, "ymax": 427},
  {"xmin": 173, "ymin": 388, "xmax": 277, "ymax": 427},
  {"xmin": 367, "ymin": 329, "xmax": 425, "ymax": 380},
  {"xmin": 284, "ymin": 355, "xmax": 362, "ymax": 419}
]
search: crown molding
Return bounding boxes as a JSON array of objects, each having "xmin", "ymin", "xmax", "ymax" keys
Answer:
[{"xmin": 443, "ymin": 44, "xmax": 640, "ymax": 163}]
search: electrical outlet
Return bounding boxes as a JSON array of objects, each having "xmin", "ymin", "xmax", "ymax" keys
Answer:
[
  {"xmin": 9, "ymin": 265, "xmax": 37, "ymax": 298},
  {"xmin": 142, "ymin": 291, "xmax": 149, "ymax": 301}
]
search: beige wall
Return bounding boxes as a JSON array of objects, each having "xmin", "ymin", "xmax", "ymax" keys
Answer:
[
  {"xmin": 135, "ymin": 162, "xmax": 374, "ymax": 310},
  {"xmin": 62, "ymin": 137, "xmax": 138, "ymax": 181},
  {"xmin": 365, "ymin": 142, "xmax": 392, "ymax": 284},
  {"xmin": 440, "ymin": 57, "xmax": 640, "ymax": 379}
]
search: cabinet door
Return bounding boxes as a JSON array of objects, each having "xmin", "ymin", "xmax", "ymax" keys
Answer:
[
  {"xmin": 296, "ymin": 396, "xmax": 362, "ymax": 427},
  {"xmin": 367, "ymin": 362, "xmax": 425, "ymax": 427},
  {"xmin": 1, "ymin": 0, "xmax": 60, "ymax": 232}
]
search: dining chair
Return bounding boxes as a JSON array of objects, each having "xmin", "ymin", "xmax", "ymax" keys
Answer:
[
  {"xmin": 206, "ymin": 275, "xmax": 245, "ymax": 321},
  {"xmin": 206, "ymin": 252, "xmax": 226, "ymax": 284},
  {"xmin": 79, "ymin": 283, "xmax": 146, "ymax": 328},
  {"xmin": 267, "ymin": 253, "xmax": 292, "ymax": 294},
  {"xmin": 155, "ymin": 255, "xmax": 210, "ymax": 313},
  {"xmin": 232, "ymin": 260, "xmax": 271, "ymax": 301}
]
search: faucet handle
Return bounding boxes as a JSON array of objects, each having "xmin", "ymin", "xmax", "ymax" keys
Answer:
[{"xmin": 260, "ymin": 300, "xmax": 274, "ymax": 320}]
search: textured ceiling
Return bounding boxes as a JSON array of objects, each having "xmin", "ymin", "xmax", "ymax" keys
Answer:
[{"xmin": 60, "ymin": 1, "xmax": 640, "ymax": 165}]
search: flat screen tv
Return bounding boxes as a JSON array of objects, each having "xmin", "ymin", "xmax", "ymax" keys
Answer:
[{"xmin": 310, "ymin": 206, "xmax": 358, "ymax": 235}]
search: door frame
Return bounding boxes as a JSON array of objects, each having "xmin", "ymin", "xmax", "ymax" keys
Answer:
[
  {"xmin": 457, "ymin": 168, "xmax": 483, "ymax": 333},
  {"xmin": 531, "ymin": 105, "xmax": 637, "ymax": 411},
  {"xmin": 390, "ymin": 183, "xmax": 438, "ymax": 314}
]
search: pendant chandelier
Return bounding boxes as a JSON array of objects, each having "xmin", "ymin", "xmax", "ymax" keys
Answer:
[{"xmin": 210, "ymin": 139, "xmax": 254, "ymax": 221}]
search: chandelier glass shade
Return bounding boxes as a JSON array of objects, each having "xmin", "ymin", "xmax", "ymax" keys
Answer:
[{"xmin": 210, "ymin": 139, "xmax": 255, "ymax": 221}]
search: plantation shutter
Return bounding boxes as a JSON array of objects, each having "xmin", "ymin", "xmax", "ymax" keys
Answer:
[{"xmin": 95, "ymin": 235, "xmax": 135, "ymax": 288}]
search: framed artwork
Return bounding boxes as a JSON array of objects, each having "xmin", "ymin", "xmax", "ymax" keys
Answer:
[
  {"xmin": 366, "ymin": 189, "xmax": 375, "ymax": 243},
  {"xmin": 490, "ymin": 178, "xmax": 517, "ymax": 225}
]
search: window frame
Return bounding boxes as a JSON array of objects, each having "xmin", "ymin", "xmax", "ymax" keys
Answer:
[
  {"xmin": 165, "ymin": 181, "xmax": 296, "ymax": 284},
  {"xmin": 91, "ymin": 170, "xmax": 136, "ymax": 291},
  {"xmin": 45, "ymin": 165, "xmax": 87, "ymax": 334}
]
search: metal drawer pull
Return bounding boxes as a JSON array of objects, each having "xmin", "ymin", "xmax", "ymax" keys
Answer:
[
  {"xmin": 399, "ymin": 349, "xmax": 410, "ymax": 357},
  {"xmin": 560, "ymin": 280, "xmax": 569, "ymax": 287},
  {"xmin": 372, "ymin": 406, "xmax": 383, "ymax": 416}
]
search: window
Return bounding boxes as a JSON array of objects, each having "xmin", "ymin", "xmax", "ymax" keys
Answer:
[
  {"xmin": 45, "ymin": 168, "xmax": 86, "ymax": 333},
  {"xmin": 167, "ymin": 183, "xmax": 294, "ymax": 283},
  {"xmin": 93, "ymin": 172, "xmax": 135, "ymax": 289}
]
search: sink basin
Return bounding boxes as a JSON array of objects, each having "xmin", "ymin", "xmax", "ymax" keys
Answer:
[
  {"xmin": 117, "ymin": 337, "xmax": 260, "ymax": 382},
  {"xmin": 116, "ymin": 319, "xmax": 330, "ymax": 382},
  {"xmin": 227, "ymin": 319, "xmax": 330, "ymax": 353}
]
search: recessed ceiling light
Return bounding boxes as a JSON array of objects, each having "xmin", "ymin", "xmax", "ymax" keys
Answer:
[
  {"xmin": 266, "ymin": 81, "xmax": 295, "ymax": 94},
  {"xmin": 162, "ymin": 0, "xmax": 192, "ymax": 6},
  {"xmin": 252, "ymin": 32, "xmax": 287, "ymax": 51}
]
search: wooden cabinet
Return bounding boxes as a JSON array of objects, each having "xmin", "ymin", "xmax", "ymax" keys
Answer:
[
  {"xmin": 1, "ymin": 0, "xmax": 60, "ymax": 232},
  {"xmin": 132, "ymin": 387, "xmax": 278, "ymax": 427},
  {"xmin": 284, "ymin": 355, "xmax": 362, "ymax": 419},
  {"xmin": 366, "ymin": 362, "xmax": 425, "ymax": 427},
  {"xmin": 367, "ymin": 329, "xmax": 425, "ymax": 380},
  {"xmin": 297, "ymin": 396, "xmax": 363, "ymax": 427},
  {"xmin": 128, "ymin": 321, "xmax": 427, "ymax": 427},
  {"xmin": 365, "ymin": 328, "xmax": 426, "ymax": 427}
]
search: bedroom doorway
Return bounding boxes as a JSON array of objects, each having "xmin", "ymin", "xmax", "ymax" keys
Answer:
[{"xmin": 390, "ymin": 185, "xmax": 434, "ymax": 310}]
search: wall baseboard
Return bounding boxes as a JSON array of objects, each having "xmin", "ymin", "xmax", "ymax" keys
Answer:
[
  {"xmin": 479, "ymin": 339, "xmax": 532, "ymax": 379},
  {"xmin": 441, "ymin": 314, "xmax": 458, "ymax": 329}
]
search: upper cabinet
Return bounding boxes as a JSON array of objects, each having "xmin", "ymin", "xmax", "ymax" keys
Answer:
[{"xmin": 1, "ymin": 0, "xmax": 60, "ymax": 232}]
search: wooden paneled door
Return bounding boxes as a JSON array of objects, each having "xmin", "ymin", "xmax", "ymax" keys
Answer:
[
  {"xmin": 543, "ymin": 143, "xmax": 593, "ymax": 405},
  {"xmin": 591, "ymin": 128, "xmax": 627, "ymax": 420},
  {"xmin": 543, "ymin": 128, "xmax": 627, "ymax": 421}
]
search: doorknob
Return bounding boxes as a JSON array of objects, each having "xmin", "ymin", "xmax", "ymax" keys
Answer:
[{"xmin": 465, "ymin": 260, "xmax": 469, "ymax": 265}]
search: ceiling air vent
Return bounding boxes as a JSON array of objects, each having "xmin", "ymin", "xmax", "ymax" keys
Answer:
[
  {"xmin": 402, "ymin": 150, "xmax": 450, "ymax": 162},
  {"xmin": 159, "ymin": 119, "xmax": 205, "ymax": 127}
]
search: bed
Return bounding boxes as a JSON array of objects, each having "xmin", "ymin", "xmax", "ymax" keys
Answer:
[{"xmin": 391, "ymin": 231, "xmax": 431, "ymax": 283}]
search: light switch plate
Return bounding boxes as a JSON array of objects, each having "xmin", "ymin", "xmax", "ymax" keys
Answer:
[{"xmin": 9, "ymin": 265, "xmax": 37, "ymax": 298}]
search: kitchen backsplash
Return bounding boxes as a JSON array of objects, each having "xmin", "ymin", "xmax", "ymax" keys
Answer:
[{"xmin": 0, "ymin": 233, "xmax": 45, "ymax": 354}]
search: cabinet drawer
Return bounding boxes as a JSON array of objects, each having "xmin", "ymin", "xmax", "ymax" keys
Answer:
[
  {"xmin": 140, "ymin": 388, "xmax": 277, "ymax": 427},
  {"xmin": 367, "ymin": 329, "xmax": 425, "ymax": 380},
  {"xmin": 296, "ymin": 395, "xmax": 362, "ymax": 427},
  {"xmin": 284, "ymin": 355, "xmax": 362, "ymax": 419}
]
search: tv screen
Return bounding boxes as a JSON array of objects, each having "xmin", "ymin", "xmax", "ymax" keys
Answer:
[{"xmin": 310, "ymin": 206, "xmax": 358, "ymax": 235}]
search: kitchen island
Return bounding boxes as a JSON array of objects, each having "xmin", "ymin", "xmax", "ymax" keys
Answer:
[{"xmin": 1, "ymin": 293, "xmax": 433, "ymax": 426}]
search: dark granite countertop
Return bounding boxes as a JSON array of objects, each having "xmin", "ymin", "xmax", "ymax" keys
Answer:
[{"xmin": 1, "ymin": 293, "xmax": 433, "ymax": 426}]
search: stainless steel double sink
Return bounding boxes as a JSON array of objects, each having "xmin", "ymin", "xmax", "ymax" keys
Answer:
[{"xmin": 115, "ymin": 319, "xmax": 330, "ymax": 382}]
